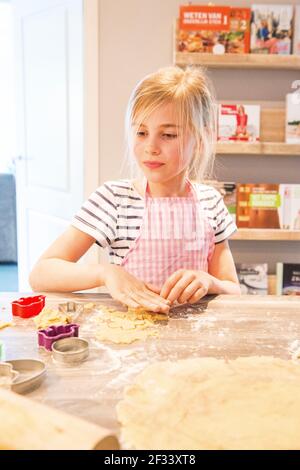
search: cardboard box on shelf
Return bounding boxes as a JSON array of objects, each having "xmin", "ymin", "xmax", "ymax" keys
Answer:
[
  {"xmin": 177, "ymin": 5, "xmax": 250, "ymax": 54},
  {"xmin": 293, "ymin": 5, "xmax": 300, "ymax": 55},
  {"xmin": 236, "ymin": 184, "xmax": 281, "ymax": 229},
  {"xmin": 205, "ymin": 180, "xmax": 237, "ymax": 223},
  {"xmin": 236, "ymin": 263, "xmax": 268, "ymax": 295},
  {"xmin": 285, "ymin": 93, "xmax": 300, "ymax": 144},
  {"xmin": 236, "ymin": 184, "xmax": 300, "ymax": 229},
  {"xmin": 279, "ymin": 184, "xmax": 300, "ymax": 230},
  {"xmin": 250, "ymin": 4, "xmax": 293, "ymax": 55},
  {"xmin": 276, "ymin": 263, "xmax": 300, "ymax": 295},
  {"xmin": 218, "ymin": 104, "xmax": 260, "ymax": 142}
]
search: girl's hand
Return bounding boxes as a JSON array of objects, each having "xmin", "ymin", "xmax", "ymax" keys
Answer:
[
  {"xmin": 102, "ymin": 264, "xmax": 170, "ymax": 313},
  {"xmin": 160, "ymin": 269, "xmax": 213, "ymax": 304}
]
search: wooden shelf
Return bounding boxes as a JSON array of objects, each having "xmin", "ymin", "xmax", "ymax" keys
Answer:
[
  {"xmin": 215, "ymin": 108, "xmax": 300, "ymax": 155},
  {"xmin": 175, "ymin": 52, "xmax": 300, "ymax": 70},
  {"xmin": 231, "ymin": 229, "xmax": 300, "ymax": 241},
  {"xmin": 216, "ymin": 142, "xmax": 300, "ymax": 156}
]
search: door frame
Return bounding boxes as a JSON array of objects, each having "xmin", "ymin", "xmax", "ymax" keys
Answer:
[
  {"xmin": 82, "ymin": 0, "xmax": 101, "ymax": 268},
  {"xmin": 84, "ymin": 0, "xmax": 100, "ymax": 201}
]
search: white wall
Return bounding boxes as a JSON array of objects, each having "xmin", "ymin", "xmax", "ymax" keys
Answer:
[
  {"xmin": 0, "ymin": 1, "xmax": 15, "ymax": 173},
  {"xmin": 98, "ymin": 0, "xmax": 300, "ymax": 273}
]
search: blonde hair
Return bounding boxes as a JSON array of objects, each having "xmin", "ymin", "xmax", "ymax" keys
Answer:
[{"xmin": 124, "ymin": 66, "xmax": 217, "ymax": 181}]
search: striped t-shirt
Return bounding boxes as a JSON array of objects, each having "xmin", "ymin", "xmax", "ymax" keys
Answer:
[{"xmin": 71, "ymin": 179, "xmax": 237, "ymax": 265}]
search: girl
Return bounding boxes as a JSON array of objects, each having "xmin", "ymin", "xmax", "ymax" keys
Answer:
[{"xmin": 30, "ymin": 66, "xmax": 241, "ymax": 313}]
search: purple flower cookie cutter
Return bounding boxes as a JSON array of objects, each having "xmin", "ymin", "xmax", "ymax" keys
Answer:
[{"xmin": 38, "ymin": 324, "xmax": 79, "ymax": 351}]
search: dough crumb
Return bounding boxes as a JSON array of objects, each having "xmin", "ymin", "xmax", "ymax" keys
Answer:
[
  {"xmin": 34, "ymin": 307, "xmax": 72, "ymax": 330},
  {"xmin": 0, "ymin": 322, "xmax": 13, "ymax": 330},
  {"xmin": 83, "ymin": 302, "xmax": 95, "ymax": 313}
]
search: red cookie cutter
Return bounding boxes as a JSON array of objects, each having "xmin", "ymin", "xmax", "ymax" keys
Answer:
[
  {"xmin": 38, "ymin": 323, "xmax": 79, "ymax": 351},
  {"xmin": 12, "ymin": 295, "xmax": 46, "ymax": 319}
]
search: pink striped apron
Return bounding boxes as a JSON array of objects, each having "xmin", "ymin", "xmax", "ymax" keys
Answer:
[{"xmin": 121, "ymin": 179, "xmax": 215, "ymax": 290}]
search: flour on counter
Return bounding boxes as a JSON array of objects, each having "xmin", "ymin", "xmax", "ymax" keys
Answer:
[{"xmin": 288, "ymin": 339, "xmax": 300, "ymax": 360}]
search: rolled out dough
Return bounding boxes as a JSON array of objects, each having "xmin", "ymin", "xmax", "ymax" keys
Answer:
[
  {"xmin": 117, "ymin": 356, "xmax": 300, "ymax": 450},
  {"xmin": 95, "ymin": 306, "xmax": 168, "ymax": 345}
]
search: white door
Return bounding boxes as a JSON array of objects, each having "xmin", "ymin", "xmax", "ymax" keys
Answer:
[{"xmin": 13, "ymin": 0, "xmax": 84, "ymax": 290}]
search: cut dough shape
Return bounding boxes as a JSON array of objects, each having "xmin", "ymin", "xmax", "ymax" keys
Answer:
[
  {"xmin": 117, "ymin": 356, "xmax": 300, "ymax": 450},
  {"xmin": 127, "ymin": 307, "xmax": 168, "ymax": 322},
  {"xmin": 96, "ymin": 324, "xmax": 158, "ymax": 344},
  {"xmin": 95, "ymin": 306, "xmax": 167, "ymax": 345},
  {"xmin": 34, "ymin": 307, "xmax": 72, "ymax": 330},
  {"xmin": 0, "ymin": 322, "xmax": 12, "ymax": 330},
  {"xmin": 108, "ymin": 318, "xmax": 137, "ymax": 330},
  {"xmin": 99, "ymin": 306, "xmax": 168, "ymax": 323},
  {"xmin": 83, "ymin": 302, "xmax": 95, "ymax": 313}
]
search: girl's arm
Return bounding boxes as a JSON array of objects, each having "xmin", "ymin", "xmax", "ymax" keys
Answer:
[
  {"xmin": 207, "ymin": 240, "xmax": 241, "ymax": 295},
  {"xmin": 29, "ymin": 226, "xmax": 170, "ymax": 312},
  {"xmin": 29, "ymin": 226, "xmax": 105, "ymax": 292}
]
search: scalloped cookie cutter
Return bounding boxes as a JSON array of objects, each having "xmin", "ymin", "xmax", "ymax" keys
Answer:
[
  {"xmin": 38, "ymin": 323, "xmax": 79, "ymax": 351},
  {"xmin": 12, "ymin": 295, "xmax": 46, "ymax": 318}
]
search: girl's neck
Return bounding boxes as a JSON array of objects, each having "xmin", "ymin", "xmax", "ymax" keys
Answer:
[{"xmin": 133, "ymin": 174, "xmax": 190, "ymax": 198}]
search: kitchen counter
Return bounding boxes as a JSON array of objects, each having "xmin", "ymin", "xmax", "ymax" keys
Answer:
[{"xmin": 1, "ymin": 292, "xmax": 300, "ymax": 437}]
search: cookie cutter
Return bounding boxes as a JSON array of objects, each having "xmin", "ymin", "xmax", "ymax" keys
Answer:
[
  {"xmin": 58, "ymin": 302, "xmax": 83, "ymax": 315},
  {"xmin": 38, "ymin": 323, "xmax": 79, "ymax": 351},
  {"xmin": 52, "ymin": 337, "xmax": 89, "ymax": 365},
  {"xmin": 0, "ymin": 362, "xmax": 19, "ymax": 389},
  {"xmin": 12, "ymin": 295, "xmax": 46, "ymax": 318},
  {"xmin": 5, "ymin": 359, "xmax": 46, "ymax": 394},
  {"xmin": 58, "ymin": 301, "xmax": 84, "ymax": 321}
]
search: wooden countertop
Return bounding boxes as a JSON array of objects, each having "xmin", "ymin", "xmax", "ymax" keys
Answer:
[{"xmin": 1, "ymin": 292, "xmax": 300, "ymax": 435}]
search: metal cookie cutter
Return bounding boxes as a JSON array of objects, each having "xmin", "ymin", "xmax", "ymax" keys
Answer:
[
  {"xmin": 0, "ymin": 362, "xmax": 19, "ymax": 389},
  {"xmin": 58, "ymin": 301, "xmax": 84, "ymax": 321},
  {"xmin": 38, "ymin": 323, "xmax": 80, "ymax": 351},
  {"xmin": 52, "ymin": 337, "xmax": 89, "ymax": 365},
  {"xmin": 12, "ymin": 295, "xmax": 46, "ymax": 318},
  {"xmin": 58, "ymin": 301, "xmax": 83, "ymax": 315},
  {"xmin": 5, "ymin": 359, "xmax": 46, "ymax": 394}
]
